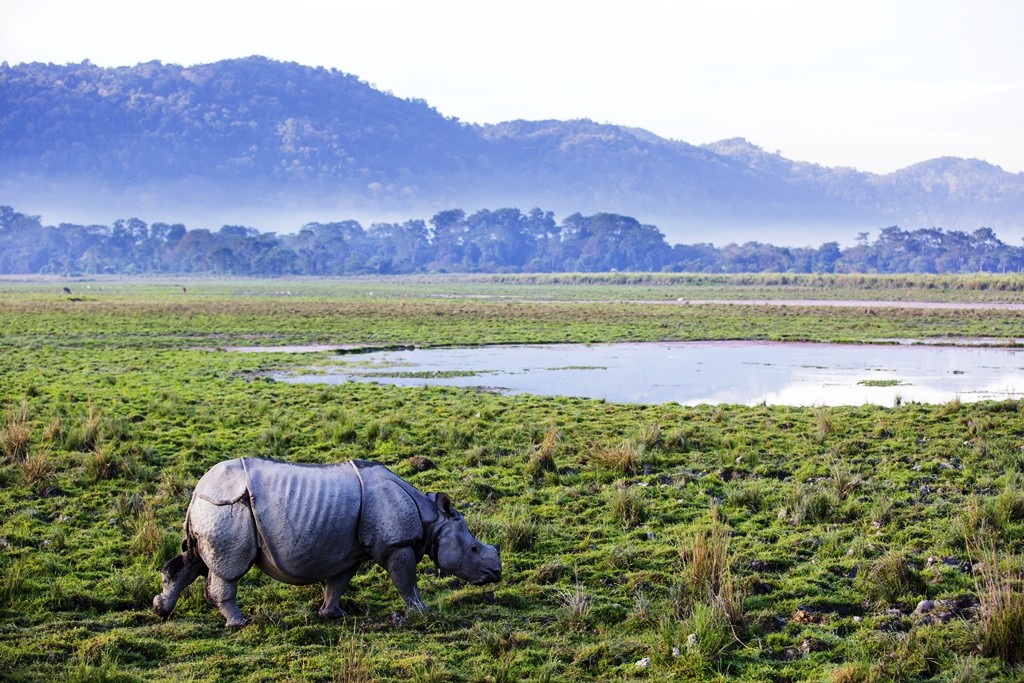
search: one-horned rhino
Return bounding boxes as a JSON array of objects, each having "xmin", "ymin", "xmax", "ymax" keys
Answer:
[{"xmin": 153, "ymin": 458, "xmax": 502, "ymax": 627}]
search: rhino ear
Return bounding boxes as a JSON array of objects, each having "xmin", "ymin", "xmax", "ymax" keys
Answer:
[{"xmin": 435, "ymin": 492, "xmax": 456, "ymax": 517}]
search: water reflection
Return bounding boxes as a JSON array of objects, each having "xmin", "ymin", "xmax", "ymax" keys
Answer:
[{"xmin": 276, "ymin": 341, "xmax": 1024, "ymax": 407}]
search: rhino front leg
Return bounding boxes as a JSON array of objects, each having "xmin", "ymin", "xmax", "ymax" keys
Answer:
[
  {"xmin": 319, "ymin": 565, "xmax": 360, "ymax": 618},
  {"xmin": 384, "ymin": 546, "xmax": 428, "ymax": 612},
  {"xmin": 152, "ymin": 551, "xmax": 205, "ymax": 619}
]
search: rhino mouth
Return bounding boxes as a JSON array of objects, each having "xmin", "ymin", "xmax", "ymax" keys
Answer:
[{"xmin": 470, "ymin": 568, "xmax": 502, "ymax": 585}]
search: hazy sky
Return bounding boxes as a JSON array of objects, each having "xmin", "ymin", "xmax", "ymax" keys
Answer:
[{"xmin": 4, "ymin": 0, "xmax": 1023, "ymax": 174}]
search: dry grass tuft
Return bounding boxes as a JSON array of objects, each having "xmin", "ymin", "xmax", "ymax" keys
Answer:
[
  {"xmin": 590, "ymin": 438, "xmax": 645, "ymax": 474},
  {"xmin": 676, "ymin": 523, "xmax": 745, "ymax": 631},
  {"xmin": 21, "ymin": 449, "xmax": 54, "ymax": 488},
  {"xmin": 332, "ymin": 625, "xmax": 374, "ymax": 683},
  {"xmin": 607, "ymin": 480, "xmax": 646, "ymax": 528},
  {"xmin": 43, "ymin": 416, "xmax": 63, "ymax": 443},
  {"xmin": 859, "ymin": 550, "xmax": 924, "ymax": 607},
  {"xmin": 556, "ymin": 576, "xmax": 592, "ymax": 627},
  {"xmin": 1, "ymin": 400, "xmax": 31, "ymax": 461},
  {"xmin": 527, "ymin": 426, "xmax": 561, "ymax": 478},
  {"xmin": 85, "ymin": 444, "xmax": 116, "ymax": 482}
]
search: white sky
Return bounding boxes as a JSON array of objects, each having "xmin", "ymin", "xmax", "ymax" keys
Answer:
[{"xmin": 3, "ymin": 0, "xmax": 1023, "ymax": 174}]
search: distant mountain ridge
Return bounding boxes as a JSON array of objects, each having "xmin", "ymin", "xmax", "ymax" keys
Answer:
[{"xmin": 2, "ymin": 56, "xmax": 1022, "ymax": 244}]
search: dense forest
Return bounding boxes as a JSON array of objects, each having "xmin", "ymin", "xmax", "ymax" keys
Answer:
[
  {"xmin": 1, "ymin": 205, "xmax": 1019, "ymax": 276},
  {"xmin": 4, "ymin": 58, "xmax": 1024, "ymax": 243}
]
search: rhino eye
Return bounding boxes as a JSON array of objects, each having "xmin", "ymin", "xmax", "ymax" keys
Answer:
[{"xmin": 470, "ymin": 544, "xmax": 480, "ymax": 554}]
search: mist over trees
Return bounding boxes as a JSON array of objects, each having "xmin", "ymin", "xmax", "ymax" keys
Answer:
[
  {"xmin": 1, "ymin": 205, "xmax": 1021, "ymax": 276},
  {"xmin": 4, "ymin": 58, "xmax": 1024, "ymax": 245}
]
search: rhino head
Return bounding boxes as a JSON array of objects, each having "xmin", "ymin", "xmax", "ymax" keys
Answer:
[{"xmin": 430, "ymin": 493, "xmax": 502, "ymax": 585}]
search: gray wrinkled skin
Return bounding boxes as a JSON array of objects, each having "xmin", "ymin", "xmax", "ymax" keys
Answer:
[{"xmin": 152, "ymin": 458, "xmax": 501, "ymax": 627}]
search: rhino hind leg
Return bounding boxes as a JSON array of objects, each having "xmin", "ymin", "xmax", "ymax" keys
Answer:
[
  {"xmin": 205, "ymin": 571, "xmax": 249, "ymax": 627},
  {"xmin": 319, "ymin": 565, "xmax": 360, "ymax": 618},
  {"xmin": 188, "ymin": 499, "xmax": 259, "ymax": 627},
  {"xmin": 152, "ymin": 550, "xmax": 206, "ymax": 619}
]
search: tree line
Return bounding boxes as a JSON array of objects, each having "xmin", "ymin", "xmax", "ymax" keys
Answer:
[{"xmin": 1, "ymin": 205, "xmax": 1020, "ymax": 276}]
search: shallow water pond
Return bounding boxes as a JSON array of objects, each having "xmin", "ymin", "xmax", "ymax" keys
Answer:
[{"xmin": 274, "ymin": 341, "xmax": 1024, "ymax": 406}]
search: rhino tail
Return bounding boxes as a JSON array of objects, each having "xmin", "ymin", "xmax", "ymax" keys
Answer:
[{"xmin": 178, "ymin": 507, "xmax": 209, "ymax": 577}]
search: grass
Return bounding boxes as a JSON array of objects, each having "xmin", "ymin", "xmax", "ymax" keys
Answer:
[
  {"xmin": 1, "ymin": 399, "xmax": 31, "ymax": 460},
  {"xmin": 1, "ymin": 275, "xmax": 1024, "ymax": 681},
  {"xmin": 970, "ymin": 542, "xmax": 1024, "ymax": 665}
]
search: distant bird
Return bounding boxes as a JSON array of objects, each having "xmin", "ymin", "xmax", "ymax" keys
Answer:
[
  {"xmin": 182, "ymin": 286, "xmax": 187, "ymax": 294},
  {"xmin": 62, "ymin": 286, "xmax": 72, "ymax": 294}
]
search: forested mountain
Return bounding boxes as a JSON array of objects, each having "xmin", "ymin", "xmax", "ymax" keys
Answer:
[
  {"xmin": 3, "ymin": 57, "xmax": 1024, "ymax": 244},
  {"xmin": 3, "ymin": 204, "xmax": 1022, "ymax": 276}
]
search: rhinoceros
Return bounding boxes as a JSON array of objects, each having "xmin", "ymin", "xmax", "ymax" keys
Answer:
[{"xmin": 152, "ymin": 458, "xmax": 502, "ymax": 627}]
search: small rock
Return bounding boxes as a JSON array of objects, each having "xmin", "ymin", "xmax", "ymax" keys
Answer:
[
  {"xmin": 635, "ymin": 657, "xmax": 651, "ymax": 668},
  {"xmin": 671, "ymin": 647, "xmax": 681, "ymax": 658},
  {"xmin": 686, "ymin": 632, "xmax": 699, "ymax": 651},
  {"xmin": 914, "ymin": 599, "xmax": 935, "ymax": 615},
  {"xmin": 800, "ymin": 638, "xmax": 826, "ymax": 655}
]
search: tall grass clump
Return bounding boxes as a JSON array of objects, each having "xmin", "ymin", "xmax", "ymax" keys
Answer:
[
  {"xmin": 1, "ymin": 399, "xmax": 31, "ymax": 461},
  {"xmin": 955, "ymin": 489, "xmax": 1024, "ymax": 546},
  {"xmin": 526, "ymin": 426, "xmax": 561, "ymax": 479},
  {"xmin": 20, "ymin": 448, "xmax": 54, "ymax": 488},
  {"xmin": 858, "ymin": 550, "xmax": 924, "ymax": 607},
  {"xmin": 828, "ymin": 457, "xmax": 862, "ymax": 500},
  {"xmin": 65, "ymin": 403, "xmax": 103, "ymax": 453},
  {"xmin": 724, "ymin": 479, "xmax": 776, "ymax": 513},
  {"xmin": 608, "ymin": 481, "xmax": 647, "ymax": 528},
  {"xmin": 556, "ymin": 573, "xmax": 592, "ymax": 628},
  {"xmin": 676, "ymin": 525, "xmax": 731, "ymax": 605},
  {"xmin": 0, "ymin": 557, "xmax": 27, "ymax": 611},
  {"xmin": 813, "ymin": 406, "xmax": 834, "ymax": 443},
  {"xmin": 43, "ymin": 416, "xmax": 63, "ymax": 443},
  {"xmin": 827, "ymin": 661, "xmax": 872, "ymax": 683},
  {"xmin": 332, "ymin": 625, "xmax": 374, "ymax": 683},
  {"xmin": 85, "ymin": 444, "xmax": 117, "ymax": 482},
  {"xmin": 780, "ymin": 484, "xmax": 839, "ymax": 525},
  {"xmin": 970, "ymin": 544, "xmax": 1024, "ymax": 665},
  {"xmin": 674, "ymin": 600, "xmax": 736, "ymax": 668},
  {"xmin": 673, "ymin": 522, "xmax": 745, "ymax": 650},
  {"xmin": 130, "ymin": 501, "xmax": 179, "ymax": 566},
  {"xmin": 590, "ymin": 438, "xmax": 646, "ymax": 475},
  {"xmin": 498, "ymin": 504, "xmax": 540, "ymax": 552}
]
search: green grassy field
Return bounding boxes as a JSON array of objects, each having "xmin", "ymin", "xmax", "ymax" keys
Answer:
[{"xmin": 1, "ymin": 275, "xmax": 1022, "ymax": 682}]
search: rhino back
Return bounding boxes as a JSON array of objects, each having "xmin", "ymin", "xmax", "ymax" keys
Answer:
[
  {"xmin": 193, "ymin": 458, "xmax": 249, "ymax": 505},
  {"xmin": 245, "ymin": 459, "xmax": 363, "ymax": 583}
]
